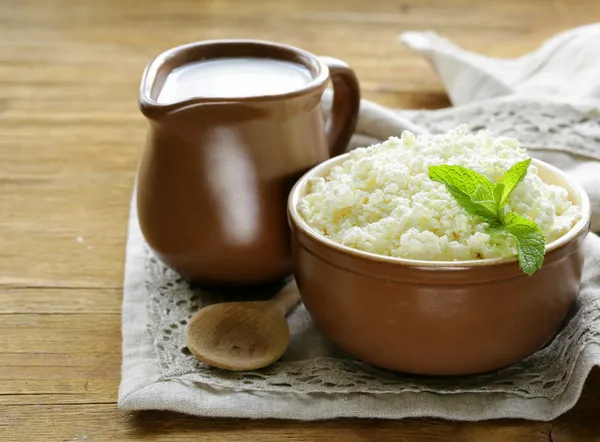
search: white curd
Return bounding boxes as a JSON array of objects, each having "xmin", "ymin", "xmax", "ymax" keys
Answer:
[{"xmin": 297, "ymin": 126, "xmax": 582, "ymax": 261}]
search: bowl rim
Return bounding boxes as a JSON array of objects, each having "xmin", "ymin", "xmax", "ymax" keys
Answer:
[{"xmin": 288, "ymin": 153, "xmax": 592, "ymax": 268}]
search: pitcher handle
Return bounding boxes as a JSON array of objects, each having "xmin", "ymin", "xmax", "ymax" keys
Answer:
[{"xmin": 321, "ymin": 57, "xmax": 360, "ymax": 158}]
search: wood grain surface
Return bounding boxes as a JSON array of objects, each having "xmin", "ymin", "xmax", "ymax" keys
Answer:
[{"xmin": 2, "ymin": 0, "xmax": 600, "ymax": 440}]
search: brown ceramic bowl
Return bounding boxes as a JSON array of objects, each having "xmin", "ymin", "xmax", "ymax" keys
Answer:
[{"xmin": 288, "ymin": 156, "xmax": 591, "ymax": 375}]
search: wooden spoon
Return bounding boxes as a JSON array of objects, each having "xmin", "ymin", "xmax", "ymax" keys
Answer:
[{"xmin": 186, "ymin": 279, "xmax": 301, "ymax": 371}]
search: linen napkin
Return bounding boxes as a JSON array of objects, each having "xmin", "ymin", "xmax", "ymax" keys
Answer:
[
  {"xmin": 400, "ymin": 23, "xmax": 600, "ymax": 105},
  {"xmin": 118, "ymin": 25, "xmax": 600, "ymax": 420}
]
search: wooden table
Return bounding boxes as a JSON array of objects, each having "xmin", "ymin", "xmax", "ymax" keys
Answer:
[{"xmin": 2, "ymin": 0, "xmax": 600, "ymax": 440}]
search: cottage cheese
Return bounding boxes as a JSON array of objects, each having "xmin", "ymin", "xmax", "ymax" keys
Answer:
[{"xmin": 297, "ymin": 126, "xmax": 582, "ymax": 261}]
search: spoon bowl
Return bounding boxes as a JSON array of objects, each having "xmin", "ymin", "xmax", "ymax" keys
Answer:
[{"xmin": 186, "ymin": 280, "xmax": 300, "ymax": 371}]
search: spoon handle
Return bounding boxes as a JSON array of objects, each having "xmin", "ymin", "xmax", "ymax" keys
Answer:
[{"xmin": 268, "ymin": 279, "xmax": 301, "ymax": 316}]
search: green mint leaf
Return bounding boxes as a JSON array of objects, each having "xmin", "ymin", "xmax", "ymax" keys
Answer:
[
  {"xmin": 496, "ymin": 158, "xmax": 531, "ymax": 208},
  {"xmin": 504, "ymin": 211, "xmax": 546, "ymax": 276},
  {"xmin": 428, "ymin": 158, "xmax": 546, "ymax": 276},
  {"xmin": 428, "ymin": 165, "xmax": 497, "ymax": 222},
  {"xmin": 493, "ymin": 182, "xmax": 506, "ymax": 223},
  {"xmin": 442, "ymin": 184, "xmax": 498, "ymax": 223},
  {"xmin": 485, "ymin": 223, "xmax": 506, "ymax": 236},
  {"xmin": 428, "ymin": 165, "xmax": 495, "ymax": 198},
  {"xmin": 493, "ymin": 182, "xmax": 505, "ymax": 208},
  {"xmin": 472, "ymin": 185, "xmax": 498, "ymax": 216}
]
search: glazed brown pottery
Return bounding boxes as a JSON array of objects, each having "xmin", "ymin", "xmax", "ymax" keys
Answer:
[
  {"xmin": 288, "ymin": 157, "xmax": 592, "ymax": 375},
  {"xmin": 137, "ymin": 39, "xmax": 360, "ymax": 284}
]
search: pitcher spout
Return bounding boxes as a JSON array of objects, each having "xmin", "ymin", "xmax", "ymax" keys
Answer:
[
  {"xmin": 139, "ymin": 66, "xmax": 222, "ymax": 121},
  {"xmin": 138, "ymin": 48, "xmax": 231, "ymax": 121},
  {"xmin": 139, "ymin": 92, "xmax": 224, "ymax": 121}
]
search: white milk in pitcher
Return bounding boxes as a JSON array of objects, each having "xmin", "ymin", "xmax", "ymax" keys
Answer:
[{"xmin": 157, "ymin": 57, "xmax": 313, "ymax": 103}]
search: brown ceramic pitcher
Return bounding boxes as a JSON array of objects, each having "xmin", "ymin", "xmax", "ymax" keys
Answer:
[{"xmin": 137, "ymin": 39, "xmax": 360, "ymax": 285}]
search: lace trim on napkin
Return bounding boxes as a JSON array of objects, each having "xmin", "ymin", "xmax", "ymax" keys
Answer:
[
  {"xmin": 399, "ymin": 97, "xmax": 600, "ymax": 161},
  {"xmin": 146, "ymin": 98, "xmax": 600, "ymax": 398}
]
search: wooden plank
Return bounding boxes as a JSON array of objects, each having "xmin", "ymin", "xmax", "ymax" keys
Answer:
[
  {"xmin": 0, "ymin": 352, "xmax": 119, "ymax": 368},
  {"xmin": 0, "ymin": 404, "xmax": 549, "ymax": 442},
  {"xmin": 0, "ymin": 175, "xmax": 133, "ymax": 231},
  {"xmin": 0, "ymin": 381, "xmax": 118, "ymax": 405},
  {"xmin": 0, "ymin": 314, "xmax": 121, "ymax": 354},
  {"xmin": 0, "ymin": 288, "xmax": 122, "ymax": 314},
  {"xmin": 0, "ymin": 352, "xmax": 120, "ymax": 404},
  {"xmin": 0, "ymin": 231, "xmax": 127, "ymax": 288}
]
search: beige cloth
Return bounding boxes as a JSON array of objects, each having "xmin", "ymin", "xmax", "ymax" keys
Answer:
[
  {"xmin": 119, "ymin": 25, "xmax": 600, "ymax": 420},
  {"xmin": 400, "ymin": 23, "xmax": 600, "ymax": 106}
]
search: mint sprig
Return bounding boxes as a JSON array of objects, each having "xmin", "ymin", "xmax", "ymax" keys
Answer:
[
  {"xmin": 428, "ymin": 158, "xmax": 546, "ymax": 275},
  {"xmin": 428, "ymin": 164, "xmax": 497, "ymax": 223}
]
